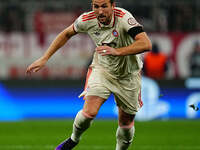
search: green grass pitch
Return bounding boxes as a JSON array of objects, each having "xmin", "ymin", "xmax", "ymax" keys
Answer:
[{"xmin": 0, "ymin": 119, "xmax": 200, "ymax": 150}]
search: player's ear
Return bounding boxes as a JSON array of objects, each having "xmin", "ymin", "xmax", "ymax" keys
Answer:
[
  {"xmin": 112, "ymin": 2, "xmax": 115, "ymax": 9},
  {"xmin": 91, "ymin": 3, "xmax": 93, "ymax": 9},
  {"xmin": 91, "ymin": 0, "xmax": 93, "ymax": 9}
]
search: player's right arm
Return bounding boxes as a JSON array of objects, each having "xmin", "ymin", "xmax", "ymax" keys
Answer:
[{"xmin": 26, "ymin": 24, "xmax": 77, "ymax": 75}]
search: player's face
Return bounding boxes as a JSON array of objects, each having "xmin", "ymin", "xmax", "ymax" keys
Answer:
[{"xmin": 92, "ymin": 0, "xmax": 114, "ymax": 25}]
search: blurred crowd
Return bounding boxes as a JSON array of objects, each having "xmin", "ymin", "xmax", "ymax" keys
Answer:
[
  {"xmin": 0, "ymin": 4, "xmax": 25, "ymax": 32},
  {"xmin": 124, "ymin": 0, "xmax": 200, "ymax": 32},
  {"xmin": 0, "ymin": 0, "xmax": 200, "ymax": 33}
]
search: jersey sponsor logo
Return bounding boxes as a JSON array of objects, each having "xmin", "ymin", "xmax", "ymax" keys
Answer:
[
  {"xmin": 94, "ymin": 31, "xmax": 100, "ymax": 36},
  {"xmin": 128, "ymin": 18, "xmax": 137, "ymax": 26},
  {"xmin": 102, "ymin": 42, "xmax": 117, "ymax": 48},
  {"xmin": 112, "ymin": 29, "xmax": 119, "ymax": 37}
]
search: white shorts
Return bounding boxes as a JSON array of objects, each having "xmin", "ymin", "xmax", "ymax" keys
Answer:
[{"xmin": 79, "ymin": 67, "xmax": 143, "ymax": 115}]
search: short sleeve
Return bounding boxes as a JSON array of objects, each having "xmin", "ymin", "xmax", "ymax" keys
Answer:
[
  {"xmin": 73, "ymin": 13, "xmax": 88, "ymax": 33},
  {"xmin": 122, "ymin": 10, "xmax": 142, "ymax": 32}
]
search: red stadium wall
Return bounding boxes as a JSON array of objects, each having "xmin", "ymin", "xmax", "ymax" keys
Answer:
[{"xmin": 0, "ymin": 32, "xmax": 200, "ymax": 79}]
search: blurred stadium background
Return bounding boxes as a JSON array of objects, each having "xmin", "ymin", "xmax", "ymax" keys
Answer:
[{"xmin": 0, "ymin": 0, "xmax": 200, "ymax": 149}]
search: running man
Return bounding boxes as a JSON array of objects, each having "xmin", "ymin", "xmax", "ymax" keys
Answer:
[{"xmin": 26, "ymin": 0, "xmax": 152, "ymax": 149}]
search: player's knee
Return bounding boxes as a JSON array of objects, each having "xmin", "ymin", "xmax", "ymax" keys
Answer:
[
  {"xmin": 117, "ymin": 121, "xmax": 135, "ymax": 144},
  {"xmin": 82, "ymin": 109, "xmax": 98, "ymax": 118},
  {"xmin": 119, "ymin": 120, "xmax": 134, "ymax": 129},
  {"xmin": 73, "ymin": 110, "xmax": 94, "ymax": 130}
]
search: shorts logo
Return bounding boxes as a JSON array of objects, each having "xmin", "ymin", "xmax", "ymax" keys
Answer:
[
  {"xmin": 128, "ymin": 18, "xmax": 137, "ymax": 26},
  {"xmin": 112, "ymin": 29, "xmax": 119, "ymax": 37},
  {"xmin": 94, "ymin": 31, "xmax": 100, "ymax": 36}
]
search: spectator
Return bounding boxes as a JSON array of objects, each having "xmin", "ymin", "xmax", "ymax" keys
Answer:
[
  {"xmin": 143, "ymin": 43, "xmax": 168, "ymax": 79},
  {"xmin": 190, "ymin": 41, "xmax": 200, "ymax": 77}
]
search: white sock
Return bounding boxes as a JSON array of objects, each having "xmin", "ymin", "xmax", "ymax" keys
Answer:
[
  {"xmin": 116, "ymin": 126, "xmax": 135, "ymax": 150},
  {"xmin": 71, "ymin": 110, "xmax": 94, "ymax": 143}
]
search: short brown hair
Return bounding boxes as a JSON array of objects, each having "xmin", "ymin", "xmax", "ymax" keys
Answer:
[
  {"xmin": 110, "ymin": 0, "xmax": 114, "ymax": 4},
  {"xmin": 92, "ymin": 0, "xmax": 115, "ymax": 4}
]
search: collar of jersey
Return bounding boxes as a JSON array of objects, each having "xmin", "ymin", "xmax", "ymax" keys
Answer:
[{"xmin": 98, "ymin": 13, "xmax": 115, "ymax": 28}]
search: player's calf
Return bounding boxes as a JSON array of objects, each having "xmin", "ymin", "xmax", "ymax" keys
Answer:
[
  {"xmin": 71, "ymin": 110, "xmax": 94, "ymax": 142},
  {"xmin": 116, "ymin": 121, "xmax": 135, "ymax": 150},
  {"xmin": 55, "ymin": 110, "xmax": 94, "ymax": 150}
]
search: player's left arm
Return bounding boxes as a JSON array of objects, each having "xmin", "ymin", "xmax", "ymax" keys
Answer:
[
  {"xmin": 96, "ymin": 31, "xmax": 152, "ymax": 56},
  {"xmin": 116, "ymin": 31, "xmax": 152, "ymax": 56}
]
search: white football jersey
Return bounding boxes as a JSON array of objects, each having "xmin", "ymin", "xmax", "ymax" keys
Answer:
[{"xmin": 74, "ymin": 7, "xmax": 143, "ymax": 78}]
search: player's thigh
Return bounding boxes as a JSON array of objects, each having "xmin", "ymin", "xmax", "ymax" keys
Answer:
[
  {"xmin": 83, "ymin": 95, "xmax": 106, "ymax": 118},
  {"xmin": 114, "ymin": 73, "xmax": 142, "ymax": 115},
  {"xmin": 84, "ymin": 68, "xmax": 111, "ymax": 100},
  {"xmin": 118, "ymin": 107, "xmax": 135, "ymax": 126}
]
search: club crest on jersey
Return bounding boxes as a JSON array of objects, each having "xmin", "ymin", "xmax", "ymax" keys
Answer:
[
  {"xmin": 128, "ymin": 18, "xmax": 137, "ymax": 26},
  {"xmin": 112, "ymin": 29, "xmax": 119, "ymax": 37}
]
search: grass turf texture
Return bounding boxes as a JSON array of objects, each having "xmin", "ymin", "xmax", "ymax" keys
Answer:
[{"xmin": 0, "ymin": 120, "xmax": 200, "ymax": 150}]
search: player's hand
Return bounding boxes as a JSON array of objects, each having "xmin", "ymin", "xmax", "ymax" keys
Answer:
[
  {"xmin": 95, "ymin": 46, "xmax": 119, "ymax": 56},
  {"xmin": 25, "ymin": 57, "xmax": 47, "ymax": 75}
]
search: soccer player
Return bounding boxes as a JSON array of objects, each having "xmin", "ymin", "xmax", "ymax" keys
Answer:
[{"xmin": 26, "ymin": 0, "xmax": 152, "ymax": 149}]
